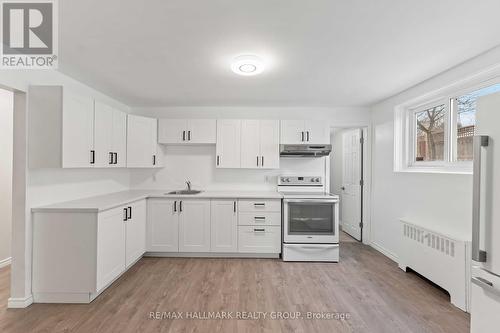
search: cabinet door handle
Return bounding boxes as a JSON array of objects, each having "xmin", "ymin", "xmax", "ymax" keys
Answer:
[
  {"xmin": 301, "ymin": 131, "xmax": 304, "ymax": 142},
  {"xmin": 216, "ymin": 155, "xmax": 220, "ymax": 166},
  {"xmin": 90, "ymin": 150, "xmax": 95, "ymax": 164},
  {"xmin": 109, "ymin": 152, "xmax": 114, "ymax": 164},
  {"xmin": 254, "ymin": 216, "xmax": 266, "ymax": 220},
  {"xmin": 256, "ymin": 156, "xmax": 259, "ymax": 167},
  {"xmin": 153, "ymin": 155, "xmax": 156, "ymax": 166},
  {"xmin": 253, "ymin": 228, "xmax": 265, "ymax": 233},
  {"xmin": 261, "ymin": 156, "xmax": 264, "ymax": 167},
  {"xmin": 179, "ymin": 201, "xmax": 183, "ymax": 212},
  {"xmin": 127, "ymin": 206, "xmax": 132, "ymax": 220},
  {"xmin": 173, "ymin": 201, "xmax": 177, "ymax": 212},
  {"xmin": 306, "ymin": 131, "xmax": 310, "ymax": 142},
  {"xmin": 233, "ymin": 201, "xmax": 236, "ymax": 213},
  {"xmin": 188, "ymin": 130, "xmax": 191, "ymax": 141},
  {"xmin": 114, "ymin": 152, "xmax": 118, "ymax": 165},
  {"xmin": 182, "ymin": 130, "xmax": 186, "ymax": 141},
  {"xmin": 123, "ymin": 208, "xmax": 128, "ymax": 221}
]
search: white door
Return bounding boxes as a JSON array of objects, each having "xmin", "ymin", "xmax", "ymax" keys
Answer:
[
  {"xmin": 147, "ymin": 199, "xmax": 179, "ymax": 252},
  {"xmin": 216, "ymin": 120, "xmax": 241, "ymax": 168},
  {"xmin": 111, "ymin": 110, "xmax": 127, "ymax": 167},
  {"xmin": 280, "ymin": 120, "xmax": 305, "ymax": 144},
  {"xmin": 125, "ymin": 200, "xmax": 146, "ymax": 267},
  {"xmin": 187, "ymin": 119, "xmax": 216, "ymax": 144},
  {"xmin": 211, "ymin": 200, "xmax": 238, "ymax": 252},
  {"xmin": 240, "ymin": 120, "xmax": 261, "ymax": 168},
  {"xmin": 340, "ymin": 129, "xmax": 362, "ymax": 241},
  {"xmin": 96, "ymin": 206, "xmax": 126, "ymax": 291},
  {"xmin": 179, "ymin": 200, "xmax": 211, "ymax": 252},
  {"xmin": 158, "ymin": 119, "xmax": 187, "ymax": 144},
  {"xmin": 94, "ymin": 101, "xmax": 114, "ymax": 167},
  {"xmin": 471, "ymin": 92, "xmax": 500, "ymax": 332},
  {"xmin": 259, "ymin": 120, "xmax": 280, "ymax": 169},
  {"xmin": 62, "ymin": 92, "xmax": 94, "ymax": 168},
  {"xmin": 305, "ymin": 120, "xmax": 330, "ymax": 144},
  {"xmin": 127, "ymin": 114, "xmax": 154, "ymax": 167}
]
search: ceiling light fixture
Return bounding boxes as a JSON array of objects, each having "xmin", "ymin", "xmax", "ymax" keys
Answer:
[{"xmin": 231, "ymin": 55, "xmax": 264, "ymax": 76}]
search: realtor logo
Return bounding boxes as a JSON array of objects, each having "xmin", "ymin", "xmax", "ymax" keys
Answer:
[{"xmin": 1, "ymin": 0, "xmax": 58, "ymax": 68}]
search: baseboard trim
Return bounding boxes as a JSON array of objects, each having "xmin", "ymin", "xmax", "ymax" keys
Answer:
[
  {"xmin": 0, "ymin": 257, "xmax": 11, "ymax": 268},
  {"xmin": 370, "ymin": 241, "xmax": 399, "ymax": 263},
  {"xmin": 8, "ymin": 295, "xmax": 33, "ymax": 308},
  {"xmin": 145, "ymin": 252, "xmax": 280, "ymax": 259}
]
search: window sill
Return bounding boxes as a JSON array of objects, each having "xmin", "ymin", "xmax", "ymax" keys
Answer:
[{"xmin": 394, "ymin": 166, "xmax": 472, "ymax": 175}]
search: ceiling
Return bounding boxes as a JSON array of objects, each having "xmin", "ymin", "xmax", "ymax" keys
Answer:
[{"xmin": 58, "ymin": 0, "xmax": 500, "ymax": 107}]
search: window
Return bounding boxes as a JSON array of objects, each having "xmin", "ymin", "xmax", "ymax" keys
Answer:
[
  {"xmin": 396, "ymin": 81, "xmax": 500, "ymax": 173},
  {"xmin": 414, "ymin": 103, "xmax": 447, "ymax": 162}
]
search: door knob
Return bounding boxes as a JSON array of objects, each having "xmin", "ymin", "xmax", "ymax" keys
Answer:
[{"xmin": 341, "ymin": 186, "xmax": 345, "ymax": 190}]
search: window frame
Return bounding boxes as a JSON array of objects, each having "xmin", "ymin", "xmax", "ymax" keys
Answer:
[
  {"xmin": 407, "ymin": 98, "xmax": 450, "ymax": 168},
  {"xmin": 394, "ymin": 71, "xmax": 500, "ymax": 175}
]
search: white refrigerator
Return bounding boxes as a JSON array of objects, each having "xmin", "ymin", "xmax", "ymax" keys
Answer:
[{"xmin": 470, "ymin": 91, "xmax": 500, "ymax": 332}]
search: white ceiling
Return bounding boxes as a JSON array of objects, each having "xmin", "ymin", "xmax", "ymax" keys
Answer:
[{"xmin": 58, "ymin": 0, "xmax": 500, "ymax": 107}]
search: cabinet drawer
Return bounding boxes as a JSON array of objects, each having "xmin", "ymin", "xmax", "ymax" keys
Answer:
[
  {"xmin": 238, "ymin": 212, "xmax": 281, "ymax": 226},
  {"xmin": 238, "ymin": 199, "xmax": 281, "ymax": 212},
  {"xmin": 238, "ymin": 226, "xmax": 281, "ymax": 253}
]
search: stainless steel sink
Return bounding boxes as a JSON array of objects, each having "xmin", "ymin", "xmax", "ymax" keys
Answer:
[{"xmin": 166, "ymin": 190, "xmax": 202, "ymax": 195}]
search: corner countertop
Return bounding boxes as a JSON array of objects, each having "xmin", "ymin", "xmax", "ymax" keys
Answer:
[{"xmin": 31, "ymin": 190, "xmax": 283, "ymax": 213}]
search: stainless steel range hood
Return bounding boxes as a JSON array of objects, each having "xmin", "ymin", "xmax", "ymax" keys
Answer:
[{"xmin": 280, "ymin": 144, "xmax": 332, "ymax": 157}]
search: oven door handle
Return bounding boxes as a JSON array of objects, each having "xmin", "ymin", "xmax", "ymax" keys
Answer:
[
  {"xmin": 284, "ymin": 199, "xmax": 338, "ymax": 203},
  {"xmin": 285, "ymin": 244, "xmax": 338, "ymax": 249}
]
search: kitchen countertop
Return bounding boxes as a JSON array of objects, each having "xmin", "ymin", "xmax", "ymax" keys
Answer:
[{"xmin": 31, "ymin": 189, "xmax": 283, "ymax": 213}]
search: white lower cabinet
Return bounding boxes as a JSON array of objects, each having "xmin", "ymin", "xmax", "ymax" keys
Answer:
[
  {"xmin": 211, "ymin": 200, "xmax": 238, "ymax": 252},
  {"xmin": 96, "ymin": 206, "xmax": 126, "ymax": 291},
  {"xmin": 32, "ymin": 200, "xmax": 147, "ymax": 303},
  {"xmin": 146, "ymin": 197, "xmax": 281, "ymax": 255},
  {"xmin": 147, "ymin": 199, "xmax": 179, "ymax": 252},
  {"xmin": 238, "ymin": 226, "xmax": 281, "ymax": 253},
  {"xmin": 179, "ymin": 200, "xmax": 211, "ymax": 252},
  {"xmin": 147, "ymin": 198, "xmax": 211, "ymax": 253},
  {"xmin": 125, "ymin": 200, "xmax": 147, "ymax": 268}
]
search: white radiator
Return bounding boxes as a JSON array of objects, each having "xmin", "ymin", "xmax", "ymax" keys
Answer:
[{"xmin": 398, "ymin": 220, "xmax": 471, "ymax": 312}]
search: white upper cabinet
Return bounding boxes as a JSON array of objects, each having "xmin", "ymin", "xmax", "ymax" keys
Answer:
[
  {"xmin": 241, "ymin": 120, "xmax": 279, "ymax": 169},
  {"xmin": 280, "ymin": 120, "xmax": 305, "ymax": 145},
  {"xmin": 62, "ymin": 92, "xmax": 95, "ymax": 168},
  {"xmin": 28, "ymin": 86, "xmax": 95, "ymax": 168},
  {"xmin": 127, "ymin": 114, "xmax": 161, "ymax": 168},
  {"xmin": 94, "ymin": 101, "xmax": 127, "ymax": 168},
  {"xmin": 304, "ymin": 120, "xmax": 330, "ymax": 145},
  {"xmin": 216, "ymin": 119, "xmax": 241, "ymax": 168},
  {"xmin": 158, "ymin": 119, "xmax": 216, "ymax": 144},
  {"xmin": 240, "ymin": 120, "xmax": 261, "ymax": 168},
  {"xmin": 258, "ymin": 120, "xmax": 280, "ymax": 169},
  {"xmin": 280, "ymin": 120, "xmax": 330, "ymax": 145}
]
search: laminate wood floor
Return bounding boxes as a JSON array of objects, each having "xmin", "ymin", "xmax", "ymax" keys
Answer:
[{"xmin": 0, "ymin": 234, "xmax": 469, "ymax": 333}]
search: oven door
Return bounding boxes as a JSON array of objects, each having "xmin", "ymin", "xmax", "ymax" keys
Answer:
[{"xmin": 283, "ymin": 199, "xmax": 339, "ymax": 244}]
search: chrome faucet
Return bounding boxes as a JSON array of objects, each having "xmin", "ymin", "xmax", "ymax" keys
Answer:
[{"xmin": 186, "ymin": 180, "xmax": 192, "ymax": 191}]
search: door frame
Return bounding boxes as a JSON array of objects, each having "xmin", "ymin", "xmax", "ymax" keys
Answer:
[{"xmin": 330, "ymin": 122, "xmax": 372, "ymax": 245}]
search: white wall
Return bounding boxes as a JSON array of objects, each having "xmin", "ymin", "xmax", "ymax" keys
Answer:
[
  {"xmin": 370, "ymin": 45, "xmax": 500, "ymax": 261},
  {"xmin": 0, "ymin": 89, "xmax": 13, "ymax": 267},
  {"xmin": 0, "ymin": 70, "xmax": 131, "ymax": 305},
  {"xmin": 130, "ymin": 106, "xmax": 370, "ymax": 191}
]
